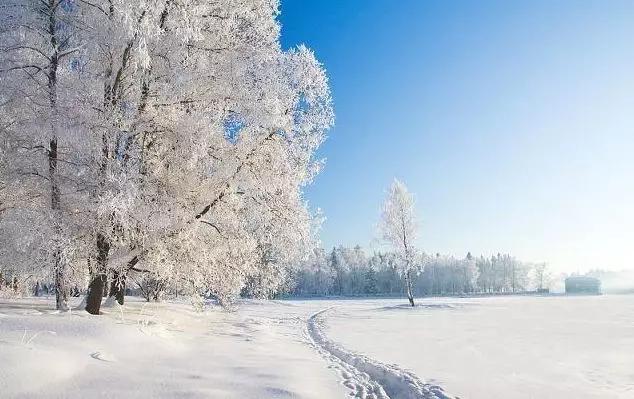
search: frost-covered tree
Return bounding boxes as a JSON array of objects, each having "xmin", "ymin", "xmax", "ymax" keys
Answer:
[
  {"xmin": 379, "ymin": 179, "xmax": 419, "ymax": 306},
  {"xmin": 372, "ymin": 252, "xmax": 403, "ymax": 295},
  {"xmin": 0, "ymin": 0, "xmax": 333, "ymax": 313},
  {"xmin": 474, "ymin": 253, "xmax": 530, "ymax": 294},
  {"xmin": 329, "ymin": 247, "xmax": 346, "ymax": 295},
  {"xmin": 364, "ymin": 265, "xmax": 378, "ymax": 295},
  {"xmin": 532, "ymin": 262, "xmax": 551, "ymax": 291},
  {"xmin": 0, "ymin": 0, "xmax": 94, "ymax": 309},
  {"xmin": 346, "ymin": 245, "xmax": 368, "ymax": 295},
  {"xmin": 293, "ymin": 247, "xmax": 333, "ymax": 296},
  {"xmin": 89, "ymin": 0, "xmax": 332, "ymax": 310},
  {"xmin": 462, "ymin": 252, "xmax": 479, "ymax": 293},
  {"xmin": 416, "ymin": 253, "xmax": 477, "ymax": 296}
]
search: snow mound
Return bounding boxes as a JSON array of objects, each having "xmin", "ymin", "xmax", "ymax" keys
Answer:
[{"xmin": 307, "ymin": 308, "xmax": 455, "ymax": 399}]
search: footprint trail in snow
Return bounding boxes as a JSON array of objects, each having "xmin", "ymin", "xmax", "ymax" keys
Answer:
[{"xmin": 307, "ymin": 308, "xmax": 455, "ymax": 399}]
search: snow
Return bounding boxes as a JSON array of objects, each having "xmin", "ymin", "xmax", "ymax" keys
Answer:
[
  {"xmin": 0, "ymin": 297, "xmax": 345, "ymax": 398},
  {"xmin": 324, "ymin": 295, "xmax": 634, "ymax": 399},
  {"xmin": 1, "ymin": 295, "xmax": 632, "ymax": 398},
  {"xmin": 308, "ymin": 308, "xmax": 452, "ymax": 399}
]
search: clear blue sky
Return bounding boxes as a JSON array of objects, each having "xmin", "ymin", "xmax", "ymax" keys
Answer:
[{"xmin": 279, "ymin": 0, "xmax": 634, "ymax": 272}]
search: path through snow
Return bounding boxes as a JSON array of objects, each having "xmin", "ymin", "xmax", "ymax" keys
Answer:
[{"xmin": 307, "ymin": 307, "xmax": 455, "ymax": 399}]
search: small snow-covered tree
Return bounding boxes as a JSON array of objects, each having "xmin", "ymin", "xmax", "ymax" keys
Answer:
[
  {"xmin": 532, "ymin": 262, "xmax": 551, "ymax": 291},
  {"xmin": 461, "ymin": 252, "xmax": 479, "ymax": 293},
  {"xmin": 329, "ymin": 247, "xmax": 347, "ymax": 295},
  {"xmin": 364, "ymin": 265, "xmax": 378, "ymax": 295},
  {"xmin": 293, "ymin": 247, "xmax": 333, "ymax": 296},
  {"xmin": 379, "ymin": 179, "xmax": 419, "ymax": 306}
]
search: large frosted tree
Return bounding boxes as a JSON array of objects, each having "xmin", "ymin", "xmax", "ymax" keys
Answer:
[
  {"xmin": 379, "ymin": 179, "xmax": 419, "ymax": 306},
  {"xmin": 0, "ymin": 0, "xmax": 333, "ymax": 313}
]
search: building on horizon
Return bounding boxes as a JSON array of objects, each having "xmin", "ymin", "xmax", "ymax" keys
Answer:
[{"xmin": 565, "ymin": 276, "xmax": 601, "ymax": 295}]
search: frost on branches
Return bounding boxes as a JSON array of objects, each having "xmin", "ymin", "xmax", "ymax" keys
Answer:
[{"xmin": 0, "ymin": 0, "xmax": 333, "ymax": 313}]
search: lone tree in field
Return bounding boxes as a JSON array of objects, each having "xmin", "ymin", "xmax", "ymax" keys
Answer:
[
  {"xmin": 533, "ymin": 262, "xmax": 551, "ymax": 291},
  {"xmin": 379, "ymin": 179, "xmax": 419, "ymax": 306}
]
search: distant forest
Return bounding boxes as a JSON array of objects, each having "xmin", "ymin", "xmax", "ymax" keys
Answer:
[{"xmin": 289, "ymin": 246, "xmax": 549, "ymax": 298}]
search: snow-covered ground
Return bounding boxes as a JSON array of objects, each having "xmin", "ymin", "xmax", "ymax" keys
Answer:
[
  {"xmin": 324, "ymin": 295, "xmax": 634, "ymax": 399},
  {"xmin": 1, "ymin": 295, "xmax": 632, "ymax": 398},
  {"xmin": 0, "ymin": 297, "xmax": 346, "ymax": 398}
]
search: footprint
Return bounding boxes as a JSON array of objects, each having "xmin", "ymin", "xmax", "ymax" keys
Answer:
[{"xmin": 307, "ymin": 308, "xmax": 455, "ymax": 399}]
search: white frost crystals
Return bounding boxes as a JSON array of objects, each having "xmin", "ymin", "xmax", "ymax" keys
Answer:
[{"xmin": 307, "ymin": 308, "xmax": 455, "ymax": 399}]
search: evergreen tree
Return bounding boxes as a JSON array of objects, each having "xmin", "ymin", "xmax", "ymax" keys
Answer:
[{"xmin": 364, "ymin": 267, "xmax": 378, "ymax": 295}]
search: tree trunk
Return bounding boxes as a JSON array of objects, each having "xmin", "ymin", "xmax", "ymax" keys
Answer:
[
  {"xmin": 54, "ymin": 252, "xmax": 69, "ymax": 309},
  {"xmin": 85, "ymin": 233, "xmax": 110, "ymax": 315},
  {"xmin": 108, "ymin": 270, "xmax": 125, "ymax": 305},
  {"xmin": 108, "ymin": 256, "xmax": 140, "ymax": 305},
  {"xmin": 406, "ymin": 270, "xmax": 415, "ymax": 307},
  {"xmin": 46, "ymin": 0, "xmax": 66, "ymax": 311},
  {"xmin": 85, "ymin": 274, "xmax": 106, "ymax": 314},
  {"xmin": 50, "ymin": 138, "xmax": 67, "ymax": 310},
  {"xmin": 103, "ymin": 277, "xmax": 110, "ymax": 298}
]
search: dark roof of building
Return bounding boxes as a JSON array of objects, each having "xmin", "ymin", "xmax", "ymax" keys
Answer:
[{"xmin": 565, "ymin": 276, "xmax": 601, "ymax": 283}]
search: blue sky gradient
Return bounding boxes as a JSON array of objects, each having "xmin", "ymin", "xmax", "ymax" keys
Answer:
[{"xmin": 279, "ymin": 0, "xmax": 634, "ymax": 272}]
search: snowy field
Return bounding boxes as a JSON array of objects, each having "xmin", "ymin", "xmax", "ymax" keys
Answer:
[
  {"xmin": 1, "ymin": 296, "xmax": 632, "ymax": 398},
  {"xmin": 324, "ymin": 295, "xmax": 634, "ymax": 399}
]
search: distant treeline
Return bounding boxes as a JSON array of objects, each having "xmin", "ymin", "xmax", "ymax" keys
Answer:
[{"xmin": 290, "ymin": 246, "xmax": 547, "ymax": 297}]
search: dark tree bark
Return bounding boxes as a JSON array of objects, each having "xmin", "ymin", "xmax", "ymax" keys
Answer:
[
  {"xmin": 85, "ymin": 275, "xmax": 106, "ymax": 314},
  {"xmin": 107, "ymin": 256, "xmax": 140, "ymax": 305},
  {"xmin": 109, "ymin": 270, "xmax": 125, "ymax": 305},
  {"xmin": 44, "ymin": 0, "xmax": 69, "ymax": 311},
  {"xmin": 103, "ymin": 277, "xmax": 110, "ymax": 298},
  {"xmin": 50, "ymin": 137, "xmax": 68, "ymax": 310},
  {"xmin": 405, "ymin": 270, "xmax": 415, "ymax": 307},
  {"xmin": 85, "ymin": 233, "xmax": 110, "ymax": 315}
]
